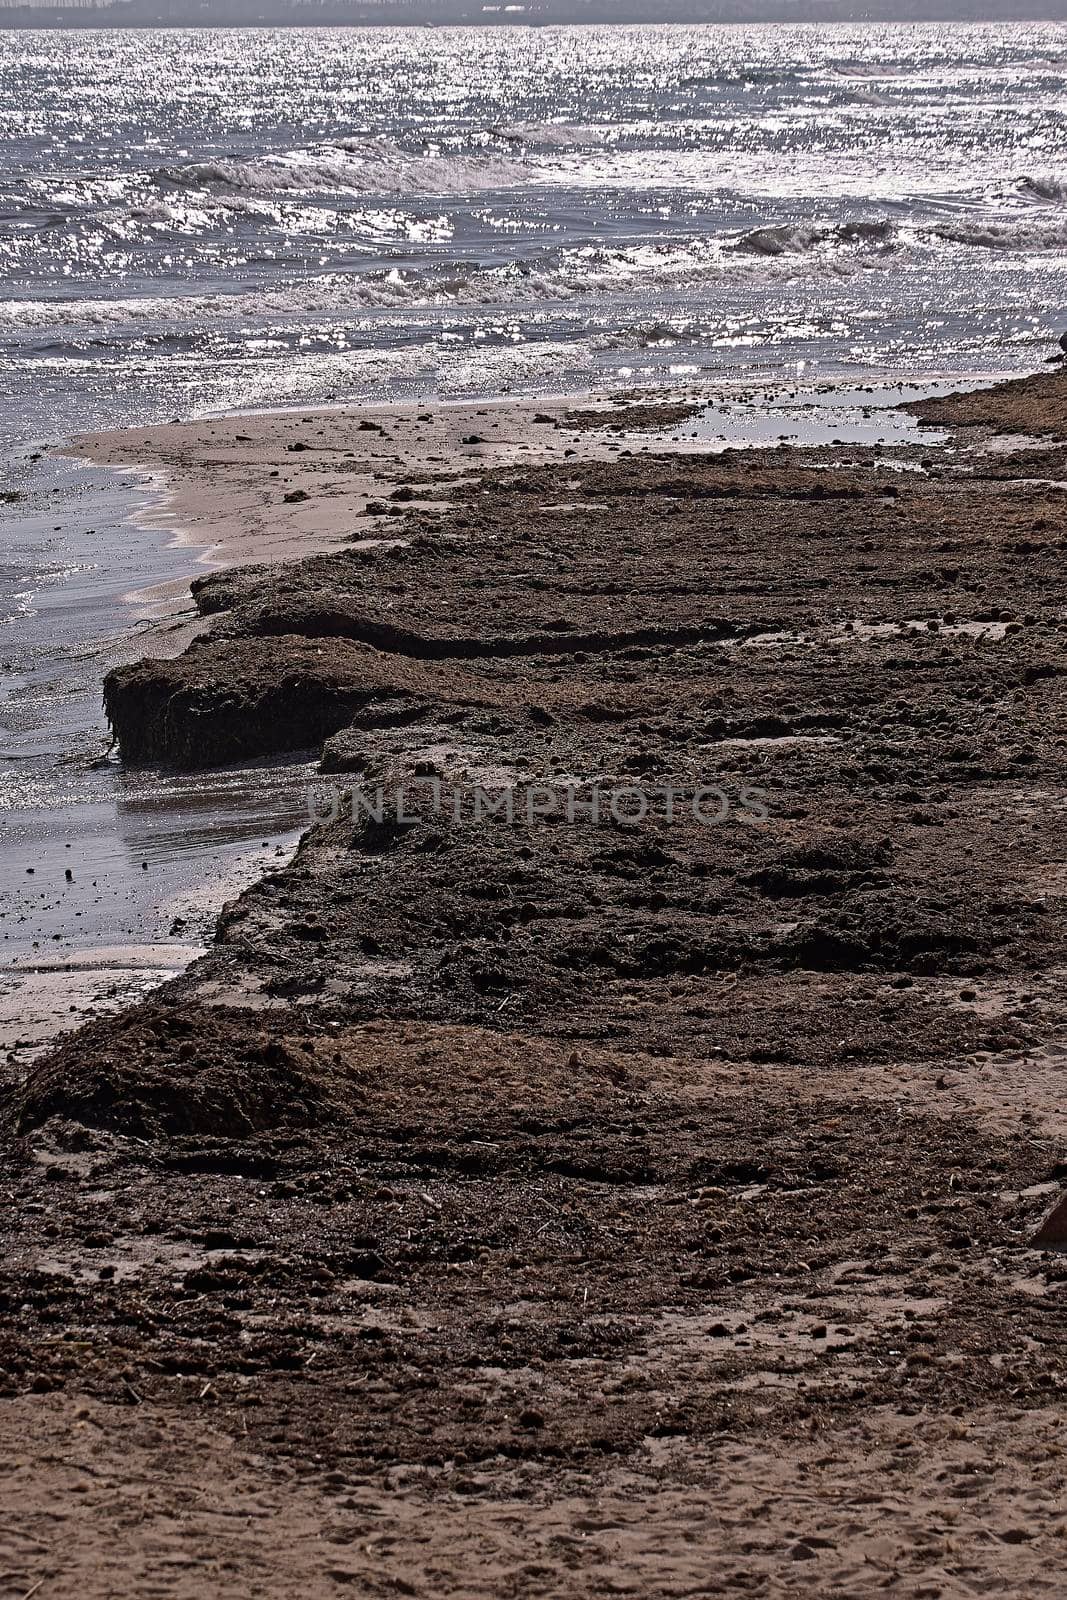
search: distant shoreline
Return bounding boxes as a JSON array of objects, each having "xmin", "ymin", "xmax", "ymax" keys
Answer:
[{"xmin": 3, "ymin": 6, "xmax": 1066, "ymax": 30}]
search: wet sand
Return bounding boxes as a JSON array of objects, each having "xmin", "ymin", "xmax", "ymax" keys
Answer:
[
  {"xmin": 69, "ymin": 395, "xmax": 661, "ymax": 571},
  {"xmin": 68, "ymin": 379, "xmax": 960, "ymax": 576},
  {"xmin": 2, "ymin": 369, "xmax": 1067, "ymax": 1597}
]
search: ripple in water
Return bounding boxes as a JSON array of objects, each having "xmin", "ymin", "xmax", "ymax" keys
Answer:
[{"xmin": 0, "ymin": 20, "xmax": 1064, "ymax": 438}]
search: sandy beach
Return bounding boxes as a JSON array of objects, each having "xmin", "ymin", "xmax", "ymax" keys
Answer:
[
  {"xmin": 2, "ymin": 367, "xmax": 1067, "ymax": 1596},
  {"xmin": 70, "ymin": 394, "xmax": 701, "ymax": 571}
]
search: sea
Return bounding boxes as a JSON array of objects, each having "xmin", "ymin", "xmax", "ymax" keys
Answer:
[
  {"xmin": 3, "ymin": 21, "xmax": 1067, "ymax": 439},
  {"xmin": 0, "ymin": 20, "xmax": 1065, "ymax": 1024}
]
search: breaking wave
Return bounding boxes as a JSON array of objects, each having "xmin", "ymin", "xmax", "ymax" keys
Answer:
[
  {"xmin": 159, "ymin": 138, "xmax": 532, "ymax": 198},
  {"xmin": 8, "ymin": 203, "xmax": 1067, "ymax": 339},
  {"xmin": 731, "ymin": 212, "xmax": 1067, "ymax": 259},
  {"xmin": 1017, "ymin": 174, "xmax": 1067, "ymax": 205},
  {"xmin": 935, "ymin": 214, "xmax": 1067, "ymax": 251},
  {"xmin": 7, "ymin": 200, "xmax": 1067, "ymax": 340},
  {"xmin": 730, "ymin": 220, "xmax": 899, "ymax": 257},
  {"xmin": 0, "ymin": 246, "xmax": 869, "ymax": 334}
]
